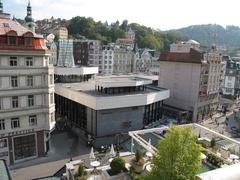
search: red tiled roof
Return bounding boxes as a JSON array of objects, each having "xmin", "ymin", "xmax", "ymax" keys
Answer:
[
  {"xmin": 0, "ymin": 17, "xmax": 42, "ymax": 38},
  {"xmin": 159, "ymin": 49, "xmax": 203, "ymax": 64}
]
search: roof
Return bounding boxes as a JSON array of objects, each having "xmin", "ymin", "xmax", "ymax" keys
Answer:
[
  {"xmin": 159, "ymin": 48, "xmax": 203, "ymax": 64},
  {"xmin": 187, "ymin": 39, "xmax": 200, "ymax": 45},
  {"xmin": 197, "ymin": 163, "xmax": 240, "ymax": 180},
  {"xmin": 0, "ymin": 17, "xmax": 42, "ymax": 38}
]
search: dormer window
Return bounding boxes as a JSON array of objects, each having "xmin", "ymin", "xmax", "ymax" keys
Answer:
[
  {"xmin": 7, "ymin": 31, "xmax": 17, "ymax": 46},
  {"xmin": 8, "ymin": 36, "xmax": 17, "ymax": 45},
  {"xmin": 24, "ymin": 32, "xmax": 34, "ymax": 46},
  {"xmin": 25, "ymin": 37, "xmax": 33, "ymax": 46}
]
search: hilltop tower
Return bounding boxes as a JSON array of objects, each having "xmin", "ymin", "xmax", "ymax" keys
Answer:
[{"xmin": 24, "ymin": 1, "xmax": 36, "ymax": 32}]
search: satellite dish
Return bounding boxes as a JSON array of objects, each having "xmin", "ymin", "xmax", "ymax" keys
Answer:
[{"xmin": 47, "ymin": 33, "xmax": 55, "ymax": 42}]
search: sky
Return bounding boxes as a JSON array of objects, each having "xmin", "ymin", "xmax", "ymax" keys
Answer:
[{"xmin": 3, "ymin": 0, "xmax": 240, "ymax": 30}]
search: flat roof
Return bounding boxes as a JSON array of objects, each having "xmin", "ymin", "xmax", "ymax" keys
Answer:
[
  {"xmin": 54, "ymin": 66, "xmax": 98, "ymax": 75},
  {"xmin": 56, "ymin": 80, "xmax": 163, "ymax": 97},
  {"xmin": 197, "ymin": 163, "xmax": 240, "ymax": 180},
  {"xmin": 95, "ymin": 76, "xmax": 152, "ymax": 88},
  {"xmin": 55, "ymin": 77, "xmax": 169, "ymax": 110}
]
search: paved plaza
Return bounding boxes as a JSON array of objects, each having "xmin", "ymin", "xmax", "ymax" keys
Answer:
[{"xmin": 10, "ymin": 130, "xmax": 90, "ymax": 180}]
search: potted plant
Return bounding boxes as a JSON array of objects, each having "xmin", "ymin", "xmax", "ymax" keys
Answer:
[
  {"xmin": 110, "ymin": 157, "xmax": 126, "ymax": 175},
  {"xmin": 76, "ymin": 164, "xmax": 88, "ymax": 180},
  {"xmin": 210, "ymin": 138, "xmax": 218, "ymax": 152},
  {"xmin": 131, "ymin": 149, "xmax": 145, "ymax": 173}
]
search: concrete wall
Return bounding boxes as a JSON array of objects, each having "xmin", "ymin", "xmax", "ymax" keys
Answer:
[
  {"xmin": 91, "ymin": 106, "xmax": 144, "ymax": 147},
  {"xmin": 96, "ymin": 106, "xmax": 144, "ymax": 136},
  {"xmin": 159, "ymin": 61, "xmax": 201, "ymax": 111}
]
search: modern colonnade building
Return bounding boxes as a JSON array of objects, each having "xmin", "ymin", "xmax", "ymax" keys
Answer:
[{"xmin": 54, "ymin": 67, "xmax": 169, "ymax": 146}]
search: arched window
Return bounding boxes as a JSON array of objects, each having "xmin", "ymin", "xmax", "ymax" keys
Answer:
[
  {"xmin": 24, "ymin": 32, "xmax": 34, "ymax": 46},
  {"xmin": 7, "ymin": 31, "xmax": 17, "ymax": 45}
]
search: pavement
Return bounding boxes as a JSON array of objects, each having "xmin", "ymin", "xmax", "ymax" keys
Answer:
[
  {"xmin": 201, "ymin": 110, "xmax": 240, "ymax": 141},
  {"xmin": 10, "ymin": 130, "xmax": 91, "ymax": 180}
]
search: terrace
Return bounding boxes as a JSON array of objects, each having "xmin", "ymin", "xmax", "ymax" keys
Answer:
[{"xmin": 58, "ymin": 123, "xmax": 240, "ymax": 180}]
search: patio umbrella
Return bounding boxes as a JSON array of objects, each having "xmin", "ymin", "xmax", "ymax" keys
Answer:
[
  {"xmin": 109, "ymin": 144, "xmax": 116, "ymax": 157},
  {"xmin": 90, "ymin": 147, "xmax": 95, "ymax": 160},
  {"xmin": 230, "ymin": 154, "xmax": 239, "ymax": 160},
  {"xmin": 201, "ymin": 153, "xmax": 207, "ymax": 160},
  {"xmin": 148, "ymin": 138, "xmax": 151, "ymax": 146}
]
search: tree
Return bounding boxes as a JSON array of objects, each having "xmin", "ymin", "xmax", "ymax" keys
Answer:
[{"xmin": 145, "ymin": 126, "xmax": 201, "ymax": 180}]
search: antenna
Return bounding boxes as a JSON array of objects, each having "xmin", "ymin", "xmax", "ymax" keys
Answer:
[{"xmin": 211, "ymin": 25, "xmax": 217, "ymax": 48}]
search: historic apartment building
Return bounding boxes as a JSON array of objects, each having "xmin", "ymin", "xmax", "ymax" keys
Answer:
[
  {"xmin": 0, "ymin": 3, "xmax": 55, "ymax": 165},
  {"xmin": 221, "ymin": 55, "xmax": 240, "ymax": 99},
  {"xmin": 113, "ymin": 46, "xmax": 133, "ymax": 74},
  {"xmin": 159, "ymin": 40, "xmax": 223, "ymax": 122}
]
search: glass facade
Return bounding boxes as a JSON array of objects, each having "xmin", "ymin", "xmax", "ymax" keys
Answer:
[{"xmin": 13, "ymin": 134, "xmax": 36, "ymax": 160}]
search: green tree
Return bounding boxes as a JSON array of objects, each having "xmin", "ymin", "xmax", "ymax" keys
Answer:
[{"xmin": 145, "ymin": 126, "xmax": 201, "ymax": 180}]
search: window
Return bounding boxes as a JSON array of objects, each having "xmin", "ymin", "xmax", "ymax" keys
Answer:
[
  {"xmin": 26, "ymin": 57, "xmax": 33, "ymax": 66},
  {"xmin": 27, "ymin": 76, "xmax": 33, "ymax": 87},
  {"xmin": 10, "ymin": 57, "xmax": 17, "ymax": 66},
  {"xmin": 8, "ymin": 36, "xmax": 17, "ymax": 45},
  {"xmin": 12, "ymin": 96, "xmax": 18, "ymax": 108},
  {"xmin": 11, "ymin": 118, "xmax": 20, "ymax": 128},
  {"xmin": 50, "ymin": 93, "xmax": 54, "ymax": 104},
  {"xmin": 0, "ymin": 139, "xmax": 7, "ymax": 148},
  {"xmin": 28, "ymin": 95, "xmax": 34, "ymax": 107},
  {"xmin": 50, "ymin": 113, "xmax": 54, "ymax": 122},
  {"xmin": 11, "ymin": 76, "xmax": 18, "ymax": 87},
  {"xmin": 0, "ymin": 119, "xmax": 5, "ymax": 130},
  {"xmin": 25, "ymin": 37, "xmax": 33, "ymax": 46},
  {"xmin": 29, "ymin": 115, "xmax": 37, "ymax": 126},
  {"xmin": 49, "ymin": 74, "xmax": 53, "ymax": 85},
  {"xmin": 13, "ymin": 134, "xmax": 36, "ymax": 160}
]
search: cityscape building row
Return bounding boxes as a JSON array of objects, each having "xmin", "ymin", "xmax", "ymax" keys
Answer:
[{"xmin": 48, "ymin": 39, "xmax": 160, "ymax": 75}]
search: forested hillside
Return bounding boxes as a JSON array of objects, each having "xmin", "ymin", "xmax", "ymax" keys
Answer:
[
  {"xmin": 169, "ymin": 24, "xmax": 240, "ymax": 48},
  {"xmin": 67, "ymin": 17, "xmax": 185, "ymax": 50}
]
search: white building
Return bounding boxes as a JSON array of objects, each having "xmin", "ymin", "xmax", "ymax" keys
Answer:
[
  {"xmin": 100, "ymin": 44, "xmax": 114, "ymax": 75},
  {"xmin": 113, "ymin": 46, "xmax": 133, "ymax": 74},
  {"xmin": 222, "ymin": 56, "xmax": 237, "ymax": 96},
  {"xmin": 159, "ymin": 41, "xmax": 222, "ymax": 122},
  {"xmin": 0, "ymin": 4, "xmax": 55, "ymax": 165},
  {"xmin": 55, "ymin": 72, "xmax": 169, "ymax": 146},
  {"xmin": 134, "ymin": 49, "xmax": 153, "ymax": 74}
]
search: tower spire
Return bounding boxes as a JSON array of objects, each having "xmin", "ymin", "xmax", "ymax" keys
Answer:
[
  {"xmin": 27, "ymin": 0, "xmax": 32, "ymax": 17},
  {"xmin": 0, "ymin": 0, "xmax": 3, "ymax": 13}
]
